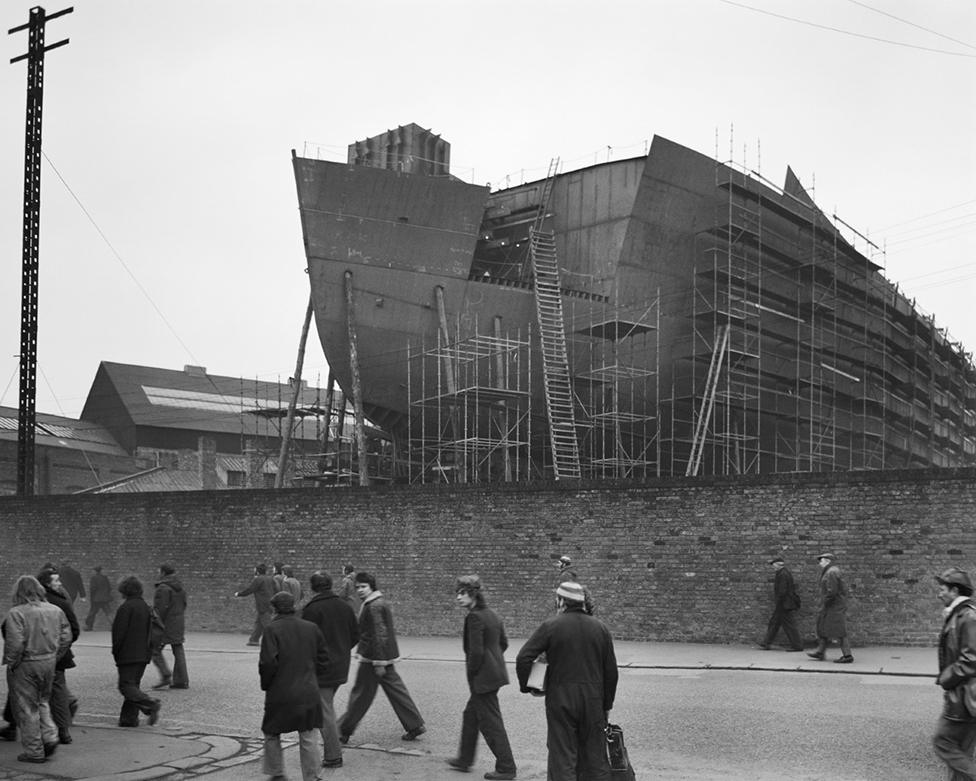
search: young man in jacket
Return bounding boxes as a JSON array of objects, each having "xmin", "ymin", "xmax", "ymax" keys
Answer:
[
  {"xmin": 759, "ymin": 557, "xmax": 803, "ymax": 651},
  {"xmin": 111, "ymin": 576, "xmax": 161, "ymax": 728},
  {"xmin": 260, "ymin": 591, "xmax": 329, "ymax": 781},
  {"xmin": 300, "ymin": 571, "xmax": 359, "ymax": 769},
  {"xmin": 516, "ymin": 581, "xmax": 618, "ymax": 781},
  {"xmin": 151, "ymin": 563, "xmax": 189, "ymax": 689},
  {"xmin": 3, "ymin": 575, "xmax": 71, "ymax": 764},
  {"xmin": 447, "ymin": 575, "xmax": 517, "ymax": 780},
  {"xmin": 337, "ymin": 572, "xmax": 425, "ymax": 744},
  {"xmin": 933, "ymin": 567, "xmax": 976, "ymax": 780}
]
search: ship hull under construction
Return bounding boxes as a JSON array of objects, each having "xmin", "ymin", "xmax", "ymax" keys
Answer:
[{"xmin": 293, "ymin": 132, "xmax": 976, "ymax": 482}]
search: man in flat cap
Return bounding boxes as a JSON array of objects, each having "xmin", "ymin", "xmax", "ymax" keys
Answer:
[
  {"xmin": 807, "ymin": 553, "xmax": 853, "ymax": 663},
  {"xmin": 447, "ymin": 576, "xmax": 517, "ymax": 779},
  {"xmin": 259, "ymin": 591, "xmax": 328, "ymax": 781},
  {"xmin": 759, "ymin": 557, "xmax": 803, "ymax": 652},
  {"xmin": 933, "ymin": 567, "xmax": 976, "ymax": 780},
  {"xmin": 516, "ymin": 581, "xmax": 618, "ymax": 780}
]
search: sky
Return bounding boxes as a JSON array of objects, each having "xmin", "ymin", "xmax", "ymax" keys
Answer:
[{"xmin": 1, "ymin": 0, "xmax": 974, "ymax": 419}]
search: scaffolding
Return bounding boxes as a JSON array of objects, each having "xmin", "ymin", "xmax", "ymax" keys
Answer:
[
  {"xmin": 569, "ymin": 296, "xmax": 661, "ymax": 480},
  {"xmin": 663, "ymin": 142, "xmax": 976, "ymax": 476},
  {"xmin": 407, "ymin": 318, "xmax": 533, "ymax": 484}
]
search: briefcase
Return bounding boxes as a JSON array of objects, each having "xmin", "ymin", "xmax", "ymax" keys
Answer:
[
  {"xmin": 526, "ymin": 658, "xmax": 547, "ymax": 695},
  {"xmin": 606, "ymin": 722, "xmax": 637, "ymax": 779}
]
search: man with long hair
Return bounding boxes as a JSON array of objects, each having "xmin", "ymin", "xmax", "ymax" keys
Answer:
[
  {"xmin": 447, "ymin": 575, "xmax": 517, "ymax": 779},
  {"xmin": 111, "ymin": 576, "xmax": 161, "ymax": 727},
  {"xmin": 2, "ymin": 575, "xmax": 71, "ymax": 764}
]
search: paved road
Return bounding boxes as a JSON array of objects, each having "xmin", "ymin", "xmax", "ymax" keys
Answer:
[{"xmin": 0, "ymin": 632, "xmax": 946, "ymax": 780}]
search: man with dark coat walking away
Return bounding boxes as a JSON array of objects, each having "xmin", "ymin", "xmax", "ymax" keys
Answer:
[
  {"xmin": 37, "ymin": 569, "xmax": 80, "ymax": 744},
  {"xmin": 84, "ymin": 566, "xmax": 113, "ymax": 631},
  {"xmin": 111, "ymin": 576, "xmax": 161, "ymax": 728},
  {"xmin": 516, "ymin": 581, "xmax": 618, "ymax": 781},
  {"xmin": 260, "ymin": 591, "xmax": 329, "ymax": 781},
  {"xmin": 759, "ymin": 557, "xmax": 803, "ymax": 651},
  {"xmin": 807, "ymin": 552, "xmax": 853, "ymax": 663},
  {"xmin": 933, "ymin": 567, "xmax": 976, "ymax": 780},
  {"xmin": 151, "ymin": 564, "xmax": 189, "ymax": 689},
  {"xmin": 447, "ymin": 576, "xmax": 517, "ymax": 780},
  {"xmin": 236, "ymin": 564, "xmax": 276, "ymax": 647},
  {"xmin": 300, "ymin": 571, "xmax": 359, "ymax": 769},
  {"xmin": 337, "ymin": 572, "xmax": 426, "ymax": 744}
]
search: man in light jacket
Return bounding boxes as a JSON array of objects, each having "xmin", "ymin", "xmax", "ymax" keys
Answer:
[
  {"xmin": 447, "ymin": 575, "xmax": 516, "ymax": 780},
  {"xmin": 3, "ymin": 575, "xmax": 71, "ymax": 764},
  {"xmin": 933, "ymin": 567, "xmax": 976, "ymax": 780},
  {"xmin": 337, "ymin": 572, "xmax": 425, "ymax": 744}
]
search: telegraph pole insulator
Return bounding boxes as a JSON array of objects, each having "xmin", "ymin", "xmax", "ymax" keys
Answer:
[{"xmin": 8, "ymin": 6, "xmax": 72, "ymax": 497}]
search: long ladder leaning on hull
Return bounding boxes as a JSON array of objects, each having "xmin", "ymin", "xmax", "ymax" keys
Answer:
[
  {"xmin": 530, "ymin": 158, "xmax": 581, "ymax": 480},
  {"xmin": 686, "ymin": 324, "xmax": 731, "ymax": 476}
]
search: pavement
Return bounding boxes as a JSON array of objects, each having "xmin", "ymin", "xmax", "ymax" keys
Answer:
[{"xmin": 0, "ymin": 633, "xmax": 936, "ymax": 780}]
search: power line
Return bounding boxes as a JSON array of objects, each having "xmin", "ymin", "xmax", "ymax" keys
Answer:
[
  {"xmin": 41, "ymin": 151, "xmax": 203, "ymax": 366},
  {"xmin": 718, "ymin": 0, "xmax": 976, "ymax": 58},
  {"xmin": 847, "ymin": 0, "xmax": 976, "ymax": 52}
]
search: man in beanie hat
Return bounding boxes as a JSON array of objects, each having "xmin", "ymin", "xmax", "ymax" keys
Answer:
[
  {"xmin": 259, "ymin": 591, "xmax": 328, "ymax": 781},
  {"xmin": 516, "ymin": 580, "xmax": 618, "ymax": 780},
  {"xmin": 555, "ymin": 555, "xmax": 594, "ymax": 615},
  {"xmin": 933, "ymin": 567, "xmax": 976, "ymax": 779},
  {"xmin": 807, "ymin": 553, "xmax": 853, "ymax": 663},
  {"xmin": 446, "ymin": 576, "xmax": 517, "ymax": 779},
  {"xmin": 759, "ymin": 557, "xmax": 803, "ymax": 651}
]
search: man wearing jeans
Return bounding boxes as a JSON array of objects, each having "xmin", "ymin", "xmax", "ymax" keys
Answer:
[{"xmin": 3, "ymin": 575, "xmax": 71, "ymax": 764}]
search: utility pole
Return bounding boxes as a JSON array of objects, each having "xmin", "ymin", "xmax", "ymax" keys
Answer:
[{"xmin": 9, "ymin": 6, "xmax": 72, "ymax": 497}]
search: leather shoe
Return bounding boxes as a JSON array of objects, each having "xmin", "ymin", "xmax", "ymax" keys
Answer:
[
  {"xmin": 484, "ymin": 772, "xmax": 517, "ymax": 780},
  {"xmin": 152, "ymin": 679, "xmax": 172, "ymax": 690},
  {"xmin": 338, "ymin": 733, "xmax": 350, "ymax": 745},
  {"xmin": 447, "ymin": 757, "xmax": 471, "ymax": 772},
  {"xmin": 806, "ymin": 651, "xmax": 825, "ymax": 660},
  {"xmin": 834, "ymin": 654, "xmax": 854, "ymax": 664},
  {"xmin": 786, "ymin": 647, "xmax": 804, "ymax": 652},
  {"xmin": 118, "ymin": 720, "xmax": 138, "ymax": 728},
  {"xmin": 147, "ymin": 699, "xmax": 162, "ymax": 726},
  {"xmin": 17, "ymin": 753, "xmax": 46, "ymax": 763},
  {"xmin": 401, "ymin": 725, "xmax": 426, "ymax": 741},
  {"xmin": 43, "ymin": 742, "xmax": 58, "ymax": 756},
  {"xmin": 170, "ymin": 684, "xmax": 189, "ymax": 689},
  {"xmin": 58, "ymin": 731, "xmax": 72, "ymax": 744},
  {"xmin": 757, "ymin": 643, "xmax": 770, "ymax": 650}
]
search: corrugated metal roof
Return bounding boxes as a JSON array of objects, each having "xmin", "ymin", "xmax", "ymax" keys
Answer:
[
  {"xmin": 0, "ymin": 406, "xmax": 127, "ymax": 456},
  {"xmin": 84, "ymin": 362, "xmax": 341, "ymax": 441}
]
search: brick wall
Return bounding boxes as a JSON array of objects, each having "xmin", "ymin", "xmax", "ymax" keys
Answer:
[{"xmin": 0, "ymin": 467, "xmax": 973, "ymax": 646}]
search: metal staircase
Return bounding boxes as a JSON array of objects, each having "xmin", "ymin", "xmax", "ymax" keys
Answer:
[{"xmin": 529, "ymin": 159, "xmax": 581, "ymax": 479}]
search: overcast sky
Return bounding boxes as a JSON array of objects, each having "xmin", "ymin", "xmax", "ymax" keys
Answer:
[{"xmin": 1, "ymin": 0, "xmax": 973, "ymax": 419}]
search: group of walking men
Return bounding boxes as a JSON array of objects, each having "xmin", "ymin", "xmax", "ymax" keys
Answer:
[
  {"xmin": 247, "ymin": 560, "xmax": 617, "ymax": 781},
  {"xmin": 0, "ymin": 561, "xmax": 188, "ymax": 764},
  {"xmin": 759, "ymin": 551, "xmax": 853, "ymax": 663}
]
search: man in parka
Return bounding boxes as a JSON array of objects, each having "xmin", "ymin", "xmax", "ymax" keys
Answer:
[
  {"xmin": 37, "ymin": 568, "xmax": 80, "ymax": 744},
  {"xmin": 260, "ymin": 591, "xmax": 329, "ymax": 781},
  {"xmin": 84, "ymin": 566, "xmax": 113, "ymax": 631},
  {"xmin": 759, "ymin": 557, "xmax": 803, "ymax": 651},
  {"xmin": 933, "ymin": 567, "xmax": 976, "ymax": 780},
  {"xmin": 151, "ymin": 564, "xmax": 189, "ymax": 689},
  {"xmin": 447, "ymin": 575, "xmax": 517, "ymax": 779},
  {"xmin": 807, "ymin": 552, "xmax": 853, "ymax": 663},
  {"xmin": 300, "ymin": 571, "xmax": 359, "ymax": 769},
  {"xmin": 516, "ymin": 581, "xmax": 618, "ymax": 781}
]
